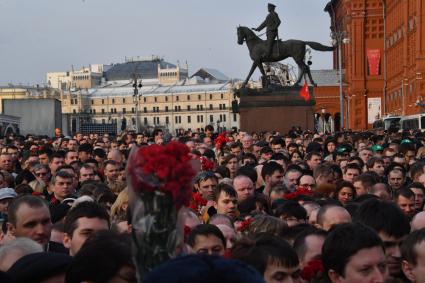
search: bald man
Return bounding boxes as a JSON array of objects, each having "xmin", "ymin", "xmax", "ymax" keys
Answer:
[
  {"xmin": 316, "ymin": 205, "xmax": 352, "ymax": 231},
  {"xmin": 107, "ymin": 149, "xmax": 123, "ymax": 165},
  {"xmin": 411, "ymin": 211, "xmax": 425, "ymax": 231}
]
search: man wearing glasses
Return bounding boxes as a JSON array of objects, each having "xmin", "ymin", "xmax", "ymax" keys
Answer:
[{"xmin": 298, "ymin": 175, "xmax": 316, "ymax": 191}]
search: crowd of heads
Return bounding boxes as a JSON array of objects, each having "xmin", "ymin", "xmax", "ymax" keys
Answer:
[{"xmin": 1, "ymin": 127, "xmax": 425, "ymax": 282}]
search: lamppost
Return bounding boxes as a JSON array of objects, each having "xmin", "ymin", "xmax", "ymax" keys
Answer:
[
  {"xmin": 132, "ymin": 75, "xmax": 143, "ymax": 133},
  {"xmin": 332, "ymin": 31, "xmax": 350, "ymax": 130}
]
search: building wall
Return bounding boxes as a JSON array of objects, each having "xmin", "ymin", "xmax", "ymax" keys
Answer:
[{"xmin": 61, "ymin": 86, "xmax": 238, "ymax": 134}]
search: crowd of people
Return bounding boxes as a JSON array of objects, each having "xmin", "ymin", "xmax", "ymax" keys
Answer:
[{"xmin": 1, "ymin": 125, "xmax": 425, "ymax": 282}]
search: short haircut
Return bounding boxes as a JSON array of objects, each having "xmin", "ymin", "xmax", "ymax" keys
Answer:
[
  {"xmin": 407, "ymin": 182, "xmax": 425, "ymax": 194},
  {"xmin": 354, "ymin": 198, "xmax": 410, "ymax": 238},
  {"xmin": 103, "ymin": 160, "xmax": 118, "ymax": 168},
  {"xmin": 274, "ymin": 201, "xmax": 307, "ymax": 221},
  {"xmin": 316, "ymin": 205, "xmax": 342, "ymax": 226},
  {"xmin": 195, "ymin": 171, "xmax": 218, "ymax": 185},
  {"xmin": 8, "ymin": 195, "xmax": 48, "ymax": 226},
  {"xmin": 187, "ymin": 224, "xmax": 226, "ymax": 248},
  {"xmin": 293, "ymin": 228, "xmax": 327, "ymax": 261},
  {"xmin": 343, "ymin": 163, "xmax": 362, "ymax": 174},
  {"xmin": 322, "ymin": 223, "xmax": 383, "ymax": 277},
  {"xmin": 64, "ymin": 201, "xmax": 110, "ymax": 237},
  {"xmin": 395, "ymin": 188, "xmax": 415, "ymax": 200},
  {"xmin": 366, "ymin": 157, "xmax": 384, "ymax": 169},
  {"xmin": 232, "ymin": 234, "xmax": 299, "ymax": 275},
  {"xmin": 213, "ymin": 183, "xmax": 237, "ymax": 202},
  {"xmin": 236, "ymin": 165, "xmax": 257, "ymax": 184},
  {"xmin": 50, "ymin": 170, "xmax": 74, "ymax": 185},
  {"xmin": 313, "ymin": 163, "xmax": 333, "ymax": 179},
  {"xmin": 306, "ymin": 151, "xmax": 321, "ymax": 161},
  {"xmin": 353, "ymin": 173, "xmax": 377, "ymax": 188},
  {"xmin": 49, "ymin": 151, "xmax": 65, "ymax": 162},
  {"xmin": 261, "ymin": 161, "xmax": 283, "ymax": 180},
  {"xmin": 401, "ymin": 228, "xmax": 425, "ymax": 266}
]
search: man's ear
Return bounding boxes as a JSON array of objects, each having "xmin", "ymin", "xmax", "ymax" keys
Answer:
[
  {"xmin": 213, "ymin": 201, "xmax": 218, "ymax": 210},
  {"xmin": 62, "ymin": 233, "xmax": 72, "ymax": 250},
  {"xmin": 6, "ymin": 223, "xmax": 16, "ymax": 236},
  {"xmin": 328, "ymin": 269, "xmax": 342, "ymax": 283},
  {"xmin": 402, "ymin": 260, "xmax": 416, "ymax": 282}
]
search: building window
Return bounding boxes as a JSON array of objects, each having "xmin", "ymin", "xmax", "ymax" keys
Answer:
[
  {"xmin": 123, "ymin": 98, "xmax": 126, "ymax": 103},
  {"xmin": 166, "ymin": 116, "xmax": 169, "ymax": 124},
  {"xmin": 112, "ymin": 98, "xmax": 115, "ymax": 103},
  {"xmin": 144, "ymin": 117, "xmax": 148, "ymax": 125},
  {"xmin": 176, "ymin": 96, "xmax": 179, "ymax": 101},
  {"xmin": 153, "ymin": 107, "xmax": 156, "ymax": 112},
  {"xmin": 132, "ymin": 108, "xmax": 135, "ymax": 113},
  {"xmin": 197, "ymin": 105, "xmax": 200, "ymax": 111},
  {"xmin": 165, "ymin": 96, "xmax": 168, "ymax": 102},
  {"xmin": 198, "ymin": 94, "xmax": 201, "ymax": 100},
  {"xmin": 102, "ymin": 119, "xmax": 105, "ymax": 124},
  {"xmin": 219, "ymin": 114, "xmax": 222, "ymax": 121},
  {"xmin": 197, "ymin": 115, "xmax": 200, "ymax": 123},
  {"xmin": 219, "ymin": 104, "xmax": 222, "ymax": 110},
  {"xmin": 178, "ymin": 106, "xmax": 181, "ymax": 111},
  {"xmin": 175, "ymin": 106, "xmax": 178, "ymax": 111},
  {"xmin": 123, "ymin": 108, "xmax": 126, "ymax": 114},
  {"xmin": 73, "ymin": 109, "xmax": 76, "ymax": 114},
  {"xmin": 223, "ymin": 104, "xmax": 226, "ymax": 110},
  {"xmin": 200, "ymin": 105, "xmax": 203, "ymax": 110},
  {"xmin": 154, "ymin": 97, "xmax": 157, "ymax": 102},
  {"xmin": 233, "ymin": 113, "xmax": 237, "ymax": 122},
  {"xmin": 210, "ymin": 115, "xmax": 213, "ymax": 123},
  {"xmin": 93, "ymin": 109, "xmax": 96, "ymax": 114},
  {"xmin": 165, "ymin": 106, "xmax": 169, "ymax": 112},
  {"xmin": 102, "ymin": 99, "xmax": 104, "ymax": 104},
  {"xmin": 187, "ymin": 95, "xmax": 190, "ymax": 100},
  {"xmin": 91, "ymin": 100, "xmax": 94, "ymax": 105},
  {"xmin": 144, "ymin": 107, "xmax": 147, "ymax": 113},
  {"xmin": 221, "ymin": 93, "xmax": 224, "ymax": 99},
  {"xmin": 187, "ymin": 105, "xmax": 191, "ymax": 111},
  {"xmin": 102, "ymin": 109, "xmax": 105, "ymax": 114},
  {"xmin": 201, "ymin": 115, "xmax": 204, "ymax": 123},
  {"xmin": 175, "ymin": 116, "xmax": 178, "ymax": 123},
  {"xmin": 223, "ymin": 114, "xmax": 226, "ymax": 122},
  {"xmin": 210, "ymin": 94, "xmax": 213, "ymax": 100},
  {"xmin": 187, "ymin": 116, "xmax": 191, "ymax": 123},
  {"xmin": 209, "ymin": 104, "xmax": 213, "ymax": 110},
  {"xmin": 144, "ymin": 97, "xmax": 147, "ymax": 102}
]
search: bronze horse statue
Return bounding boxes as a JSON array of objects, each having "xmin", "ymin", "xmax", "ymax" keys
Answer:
[{"xmin": 237, "ymin": 26, "xmax": 334, "ymax": 87}]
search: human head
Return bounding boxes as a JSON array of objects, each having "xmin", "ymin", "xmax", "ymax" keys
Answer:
[
  {"xmin": 0, "ymin": 238, "xmax": 43, "ymax": 272},
  {"xmin": 411, "ymin": 212, "xmax": 425, "ymax": 232},
  {"xmin": 323, "ymin": 223, "xmax": 387, "ymax": 283},
  {"xmin": 261, "ymin": 161, "xmax": 284, "ymax": 189},
  {"xmin": 355, "ymin": 199, "xmax": 410, "ymax": 276},
  {"xmin": 63, "ymin": 201, "xmax": 110, "ymax": 256},
  {"xmin": 233, "ymin": 175, "xmax": 255, "ymax": 203},
  {"xmin": 104, "ymin": 160, "xmax": 119, "ymax": 183},
  {"xmin": 306, "ymin": 152, "xmax": 322, "ymax": 171},
  {"xmin": 343, "ymin": 163, "xmax": 361, "ymax": 183},
  {"xmin": 388, "ymin": 168, "xmax": 406, "ymax": 191},
  {"xmin": 334, "ymin": 181, "xmax": 355, "ymax": 205},
  {"xmin": 274, "ymin": 201, "xmax": 307, "ymax": 227},
  {"xmin": 195, "ymin": 171, "xmax": 218, "ymax": 201},
  {"xmin": 232, "ymin": 234, "xmax": 301, "ymax": 283},
  {"xmin": 49, "ymin": 152, "xmax": 65, "ymax": 174},
  {"xmin": 407, "ymin": 182, "xmax": 425, "ymax": 211},
  {"xmin": 65, "ymin": 150, "xmax": 79, "ymax": 165},
  {"xmin": 51, "ymin": 170, "xmax": 75, "ymax": 201},
  {"xmin": 314, "ymin": 163, "xmax": 335, "ymax": 187},
  {"xmin": 395, "ymin": 188, "xmax": 416, "ymax": 219},
  {"xmin": 7, "ymin": 195, "xmax": 52, "ymax": 248},
  {"xmin": 187, "ymin": 224, "xmax": 226, "ymax": 256},
  {"xmin": 353, "ymin": 173, "xmax": 377, "ymax": 197},
  {"xmin": 316, "ymin": 205, "xmax": 351, "ymax": 231},
  {"xmin": 213, "ymin": 184, "xmax": 238, "ymax": 219},
  {"xmin": 401, "ymin": 229, "xmax": 425, "ymax": 283},
  {"xmin": 293, "ymin": 228, "xmax": 327, "ymax": 269}
]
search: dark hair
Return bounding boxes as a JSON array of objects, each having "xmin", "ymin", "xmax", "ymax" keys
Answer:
[
  {"xmin": 49, "ymin": 151, "xmax": 65, "ymax": 162},
  {"xmin": 236, "ymin": 165, "xmax": 257, "ymax": 184},
  {"xmin": 407, "ymin": 182, "xmax": 425, "ymax": 194},
  {"xmin": 8, "ymin": 195, "xmax": 48, "ymax": 225},
  {"xmin": 195, "ymin": 171, "xmax": 218, "ymax": 185},
  {"xmin": 353, "ymin": 173, "xmax": 377, "ymax": 190},
  {"xmin": 293, "ymin": 228, "xmax": 327, "ymax": 261},
  {"xmin": 354, "ymin": 198, "xmax": 410, "ymax": 238},
  {"xmin": 51, "ymin": 170, "xmax": 74, "ymax": 185},
  {"xmin": 395, "ymin": 188, "xmax": 415, "ymax": 200},
  {"xmin": 366, "ymin": 157, "xmax": 384, "ymax": 169},
  {"xmin": 322, "ymin": 223, "xmax": 383, "ymax": 277},
  {"xmin": 305, "ymin": 151, "xmax": 321, "ymax": 161},
  {"xmin": 187, "ymin": 224, "xmax": 226, "ymax": 248},
  {"xmin": 409, "ymin": 162, "xmax": 425, "ymax": 181},
  {"xmin": 313, "ymin": 163, "xmax": 333, "ymax": 179},
  {"xmin": 65, "ymin": 231, "xmax": 133, "ymax": 283},
  {"xmin": 224, "ymin": 154, "xmax": 238, "ymax": 165},
  {"xmin": 344, "ymin": 163, "xmax": 362, "ymax": 174},
  {"xmin": 261, "ymin": 161, "xmax": 283, "ymax": 180},
  {"xmin": 231, "ymin": 234, "xmax": 299, "ymax": 275},
  {"xmin": 238, "ymin": 194, "xmax": 270, "ymax": 216},
  {"xmin": 64, "ymin": 201, "xmax": 110, "ymax": 237},
  {"xmin": 215, "ymin": 166, "xmax": 230, "ymax": 179},
  {"xmin": 401, "ymin": 228, "xmax": 425, "ymax": 266},
  {"xmin": 334, "ymin": 181, "xmax": 356, "ymax": 199},
  {"xmin": 213, "ymin": 183, "xmax": 237, "ymax": 202},
  {"xmin": 274, "ymin": 201, "xmax": 307, "ymax": 221}
]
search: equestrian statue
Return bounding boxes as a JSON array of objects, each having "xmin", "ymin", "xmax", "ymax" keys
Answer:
[{"xmin": 238, "ymin": 3, "xmax": 334, "ymax": 88}]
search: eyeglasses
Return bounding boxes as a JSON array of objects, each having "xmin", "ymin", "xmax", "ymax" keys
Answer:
[{"xmin": 35, "ymin": 172, "xmax": 48, "ymax": 177}]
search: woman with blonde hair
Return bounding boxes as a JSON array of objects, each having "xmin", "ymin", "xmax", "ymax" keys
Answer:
[{"xmin": 110, "ymin": 188, "xmax": 129, "ymax": 223}]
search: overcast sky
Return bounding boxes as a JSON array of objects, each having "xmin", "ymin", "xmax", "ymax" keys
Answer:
[{"xmin": 0, "ymin": 0, "xmax": 333, "ymax": 85}]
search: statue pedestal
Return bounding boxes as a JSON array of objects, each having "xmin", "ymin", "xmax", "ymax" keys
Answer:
[{"xmin": 238, "ymin": 86, "xmax": 315, "ymax": 134}]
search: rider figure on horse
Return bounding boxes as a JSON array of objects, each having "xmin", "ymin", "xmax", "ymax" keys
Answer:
[{"xmin": 253, "ymin": 3, "xmax": 281, "ymax": 59}]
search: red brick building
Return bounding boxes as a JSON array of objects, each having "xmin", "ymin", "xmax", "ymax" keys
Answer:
[{"xmin": 324, "ymin": 0, "xmax": 425, "ymax": 130}]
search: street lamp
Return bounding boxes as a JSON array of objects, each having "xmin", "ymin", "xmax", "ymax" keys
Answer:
[
  {"xmin": 132, "ymin": 75, "xmax": 143, "ymax": 133},
  {"xmin": 332, "ymin": 31, "xmax": 350, "ymax": 130}
]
